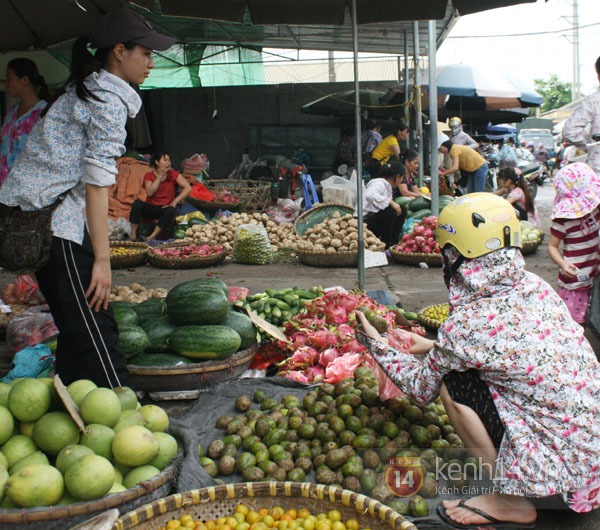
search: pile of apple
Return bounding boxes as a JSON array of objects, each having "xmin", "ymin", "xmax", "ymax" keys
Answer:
[{"xmin": 394, "ymin": 216, "xmax": 441, "ymax": 255}]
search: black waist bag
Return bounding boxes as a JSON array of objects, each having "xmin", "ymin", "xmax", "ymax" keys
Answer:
[{"xmin": 0, "ymin": 197, "xmax": 64, "ymax": 274}]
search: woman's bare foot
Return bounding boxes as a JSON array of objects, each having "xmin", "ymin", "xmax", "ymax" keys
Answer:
[{"xmin": 442, "ymin": 494, "xmax": 537, "ymax": 527}]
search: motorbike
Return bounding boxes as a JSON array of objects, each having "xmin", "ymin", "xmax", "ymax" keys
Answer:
[
  {"xmin": 479, "ymin": 144, "xmax": 500, "ymax": 192},
  {"xmin": 517, "ymin": 159, "xmax": 545, "ymax": 199}
]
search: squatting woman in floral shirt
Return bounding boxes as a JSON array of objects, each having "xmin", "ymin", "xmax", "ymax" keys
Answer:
[{"xmin": 358, "ymin": 193, "xmax": 599, "ymax": 529}]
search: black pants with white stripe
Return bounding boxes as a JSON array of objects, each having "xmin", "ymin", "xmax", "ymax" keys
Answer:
[{"xmin": 35, "ymin": 232, "xmax": 131, "ymax": 388}]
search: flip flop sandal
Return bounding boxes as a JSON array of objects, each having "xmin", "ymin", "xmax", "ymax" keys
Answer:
[{"xmin": 436, "ymin": 499, "xmax": 536, "ymax": 529}]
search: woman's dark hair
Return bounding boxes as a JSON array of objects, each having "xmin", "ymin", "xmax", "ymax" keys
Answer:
[
  {"xmin": 401, "ymin": 148, "xmax": 419, "ymax": 164},
  {"xmin": 396, "ymin": 121, "xmax": 409, "ymax": 133},
  {"xmin": 341, "ymin": 128, "xmax": 354, "ymax": 138},
  {"xmin": 498, "ymin": 167, "xmax": 534, "ymax": 213},
  {"xmin": 595, "ymin": 55, "xmax": 600, "ymax": 75},
  {"xmin": 366, "ymin": 119, "xmax": 379, "ymax": 131},
  {"xmin": 381, "ymin": 161, "xmax": 404, "ymax": 180},
  {"xmin": 7, "ymin": 58, "xmax": 51, "ymax": 102},
  {"xmin": 441, "ymin": 139, "xmax": 454, "ymax": 151},
  {"xmin": 150, "ymin": 152, "xmax": 171, "ymax": 168}
]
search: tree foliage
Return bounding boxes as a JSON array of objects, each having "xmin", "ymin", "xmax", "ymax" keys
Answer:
[{"xmin": 534, "ymin": 75, "xmax": 572, "ymax": 112}]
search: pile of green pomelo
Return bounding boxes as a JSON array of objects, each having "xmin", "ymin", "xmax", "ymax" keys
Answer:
[{"xmin": 0, "ymin": 377, "xmax": 177, "ymax": 509}]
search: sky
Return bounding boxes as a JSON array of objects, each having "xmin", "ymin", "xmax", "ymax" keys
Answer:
[{"xmin": 438, "ymin": 0, "xmax": 599, "ymax": 96}]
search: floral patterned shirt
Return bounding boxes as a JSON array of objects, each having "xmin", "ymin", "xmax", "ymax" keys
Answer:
[
  {"xmin": 367, "ymin": 248, "xmax": 600, "ymax": 509},
  {"xmin": 0, "ymin": 70, "xmax": 141, "ymax": 245},
  {"xmin": 0, "ymin": 100, "xmax": 47, "ymax": 185}
]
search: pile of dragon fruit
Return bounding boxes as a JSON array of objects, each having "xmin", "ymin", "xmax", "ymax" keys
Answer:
[
  {"xmin": 393, "ymin": 216, "xmax": 441, "ymax": 255},
  {"xmin": 149, "ymin": 243, "xmax": 224, "ymax": 258},
  {"xmin": 273, "ymin": 289, "xmax": 424, "ymax": 385}
]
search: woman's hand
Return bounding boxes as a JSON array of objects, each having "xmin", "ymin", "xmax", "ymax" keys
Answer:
[
  {"xmin": 409, "ymin": 333, "xmax": 435, "ymax": 355},
  {"xmin": 355, "ymin": 311, "xmax": 388, "ymax": 345},
  {"xmin": 86, "ymin": 257, "xmax": 112, "ymax": 311}
]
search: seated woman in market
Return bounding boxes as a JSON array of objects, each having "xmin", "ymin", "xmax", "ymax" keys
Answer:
[
  {"xmin": 129, "ymin": 152, "xmax": 191, "ymax": 241},
  {"xmin": 396, "ymin": 148, "xmax": 422, "ymax": 199},
  {"xmin": 357, "ymin": 193, "xmax": 600, "ymax": 529},
  {"xmin": 362, "ymin": 161, "xmax": 406, "ymax": 248}
]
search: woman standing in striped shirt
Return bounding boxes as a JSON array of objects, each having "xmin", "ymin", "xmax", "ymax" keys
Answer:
[{"xmin": 548, "ymin": 162, "xmax": 600, "ymax": 324}]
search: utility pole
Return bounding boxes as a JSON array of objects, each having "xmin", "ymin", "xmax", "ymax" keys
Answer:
[{"xmin": 572, "ymin": 0, "xmax": 580, "ymax": 100}]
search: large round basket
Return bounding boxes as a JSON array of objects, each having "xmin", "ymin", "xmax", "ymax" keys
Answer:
[
  {"xmin": 127, "ymin": 344, "xmax": 257, "ymax": 394},
  {"xmin": 417, "ymin": 303, "xmax": 449, "ymax": 331},
  {"xmin": 113, "ymin": 482, "xmax": 418, "ymax": 530},
  {"xmin": 189, "ymin": 180, "xmax": 271, "ymax": 213},
  {"xmin": 147, "ymin": 242, "xmax": 227, "ymax": 269},
  {"xmin": 187, "ymin": 196, "xmax": 242, "ymax": 213},
  {"xmin": 389, "ymin": 248, "xmax": 442, "ymax": 267},
  {"xmin": 297, "ymin": 249, "xmax": 358, "ymax": 268},
  {"xmin": 0, "ymin": 463, "xmax": 175, "ymax": 530},
  {"xmin": 110, "ymin": 241, "xmax": 149, "ymax": 269},
  {"xmin": 295, "ymin": 203, "xmax": 355, "ymax": 235},
  {"xmin": 521, "ymin": 238, "xmax": 542, "ymax": 256}
]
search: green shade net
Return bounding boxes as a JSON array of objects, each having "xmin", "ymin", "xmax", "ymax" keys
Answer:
[{"xmin": 46, "ymin": 43, "xmax": 265, "ymax": 89}]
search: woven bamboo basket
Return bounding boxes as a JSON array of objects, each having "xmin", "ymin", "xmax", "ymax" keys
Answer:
[
  {"xmin": 389, "ymin": 248, "xmax": 442, "ymax": 267},
  {"xmin": 186, "ymin": 196, "xmax": 241, "ymax": 213},
  {"xmin": 147, "ymin": 242, "xmax": 227, "ymax": 269},
  {"xmin": 127, "ymin": 345, "xmax": 257, "ymax": 393},
  {"xmin": 295, "ymin": 204, "xmax": 355, "ymax": 235},
  {"xmin": 417, "ymin": 303, "xmax": 449, "ymax": 331},
  {"xmin": 521, "ymin": 238, "xmax": 542, "ymax": 256},
  {"xmin": 190, "ymin": 180, "xmax": 271, "ymax": 213},
  {"xmin": 0, "ymin": 463, "xmax": 175, "ymax": 530},
  {"xmin": 297, "ymin": 249, "xmax": 358, "ymax": 268},
  {"xmin": 113, "ymin": 482, "xmax": 418, "ymax": 530},
  {"xmin": 110, "ymin": 241, "xmax": 149, "ymax": 269}
]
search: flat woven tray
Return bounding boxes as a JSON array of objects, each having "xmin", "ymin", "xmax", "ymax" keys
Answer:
[
  {"xmin": 297, "ymin": 249, "xmax": 358, "ymax": 267},
  {"xmin": 417, "ymin": 303, "xmax": 449, "ymax": 330},
  {"xmin": 113, "ymin": 482, "xmax": 418, "ymax": 530},
  {"xmin": 295, "ymin": 203, "xmax": 355, "ymax": 235},
  {"xmin": 0, "ymin": 462, "xmax": 175, "ymax": 529},
  {"xmin": 147, "ymin": 242, "xmax": 227, "ymax": 269},
  {"xmin": 109, "ymin": 241, "xmax": 149, "ymax": 269},
  {"xmin": 389, "ymin": 248, "xmax": 443, "ymax": 267},
  {"xmin": 127, "ymin": 344, "xmax": 257, "ymax": 393},
  {"xmin": 187, "ymin": 196, "xmax": 241, "ymax": 213},
  {"xmin": 190, "ymin": 180, "xmax": 271, "ymax": 213},
  {"xmin": 521, "ymin": 238, "xmax": 542, "ymax": 256}
]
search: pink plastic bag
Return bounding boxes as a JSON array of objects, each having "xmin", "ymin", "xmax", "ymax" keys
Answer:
[
  {"xmin": 363, "ymin": 353, "xmax": 405, "ymax": 401},
  {"xmin": 227, "ymin": 286, "xmax": 249, "ymax": 303},
  {"xmin": 324, "ymin": 353, "xmax": 362, "ymax": 383},
  {"xmin": 6, "ymin": 304, "xmax": 58, "ymax": 356}
]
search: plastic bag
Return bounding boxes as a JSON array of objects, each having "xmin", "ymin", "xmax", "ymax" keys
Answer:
[
  {"xmin": 267, "ymin": 197, "xmax": 304, "ymax": 223},
  {"xmin": 108, "ymin": 217, "xmax": 131, "ymax": 239},
  {"xmin": 227, "ymin": 286, "xmax": 249, "ymax": 303},
  {"xmin": 362, "ymin": 354, "xmax": 404, "ymax": 401},
  {"xmin": 189, "ymin": 182, "xmax": 215, "ymax": 201},
  {"xmin": 232, "ymin": 224, "xmax": 273, "ymax": 265},
  {"xmin": 6, "ymin": 304, "xmax": 58, "ymax": 355},
  {"xmin": 1, "ymin": 344, "xmax": 54, "ymax": 382},
  {"xmin": 1, "ymin": 275, "xmax": 45, "ymax": 306},
  {"xmin": 324, "ymin": 353, "xmax": 362, "ymax": 383},
  {"xmin": 181, "ymin": 153, "xmax": 210, "ymax": 175},
  {"xmin": 320, "ymin": 169, "xmax": 364, "ymax": 208}
]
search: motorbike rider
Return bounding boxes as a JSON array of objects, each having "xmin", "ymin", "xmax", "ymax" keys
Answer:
[
  {"xmin": 515, "ymin": 139, "xmax": 535, "ymax": 162},
  {"xmin": 448, "ymin": 116, "xmax": 479, "ymax": 149}
]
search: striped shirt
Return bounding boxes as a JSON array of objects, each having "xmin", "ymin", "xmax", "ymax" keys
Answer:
[{"xmin": 550, "ymin": 208, "xmax": 600, "ymax": 289}]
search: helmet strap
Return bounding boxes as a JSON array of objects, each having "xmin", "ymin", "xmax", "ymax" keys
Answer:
[{"xmin": 442, "ymin": 249, "xmax": 465, "ymax": 289}]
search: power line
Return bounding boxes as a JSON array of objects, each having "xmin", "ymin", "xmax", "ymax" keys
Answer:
[{"xmin": 447, "ymin": 20, "xmax": 600, "ymax": 39}]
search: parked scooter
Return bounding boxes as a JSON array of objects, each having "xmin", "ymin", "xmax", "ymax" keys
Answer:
[
  {"xmin": 480, "ymin": 144, "xmax": 500, "ymax": 192},
  {"xmin": 517, "ymin": 160, "xmax": 544, "ymax": 199}
]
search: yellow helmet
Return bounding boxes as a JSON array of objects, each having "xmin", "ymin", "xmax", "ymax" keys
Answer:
[
  {"xmin": 449, "ymin": 116, "xmax": 462, "ymax": 128},
  {"xmin": 436, "ymin": 193, "xmax": 522, "ymax": 258}
]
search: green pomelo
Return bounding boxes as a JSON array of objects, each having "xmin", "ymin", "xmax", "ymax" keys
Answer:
[
  {"xmin": 5, "ymin": 464, "xmax": 64, "ymax": 508},
  {"xmin": 80, "ymin": 424, "xmax": 115, "ymax": 460},
  {"xmin": 0, "ymin": 383, "xmax": 11, "ymax": 407},
  {"xmin": 7, "ymin": 378, "xmax": 51, "ymax": 422},
  {"xmin": 0, "ymin": 405, "xmax": 14, "ymax": 445},
  {"xmin": 0, "ymin": 467, "xmax": 7, "ymax": 501},
  {"xmin": 113, "ymin": 466, "xmax": 123, "ymax": 484},
  {"xmin": 112, "ymin": 425, "xmax": 159, "ymax": 467},
  {"xmin": 37, "ymin": 378, "xmax": 60, "ymax": 410},
  {"xmin": 32, "ymin": 411, "xmax": 80, "ymax": 456},
  {"xmin": 1, "ymin": 434, "xmax": 37, "ymax": 468},
  {"xmin": 19, "ymin": 421, "xmax": 35, "ymax": 438},
  {"xmin": 113, "ymin": 387, "xmax": 139, "ymax": 411},
  {"xmin": 139, "ymin": 404, "xmax": 169, "ymax": 433},
  {"xmin": 0, "ymin": 451, "xmax": 7, "ymax": 469},
  {"xmin": 64, "ymin": 454, "xmax": 114, "ymax": 501},
  {"xmin": 66, "ymin": 379, "xmax": 98, "ymax": 407},
  {"xmin": 114, "ymin": 409, "xmax": 145, "ymax": 432},
  {"xmin": 55, "ymin": 444, "xmax": 94, "ymax": 475},
  {"xmin": 54, "ymin": 492, "xmax": 77, "ymax": 505},
  {"xmin": 0, "ymin": 495, "xmax": 16, "ymax": 508},
  {"xmin": 10, "ymin": 450, "xmax": 49, "ymax": 475},
  {"xmin": 123, "ymin": 464, "xmax": 161, "ymax": 489},
  {"xmin": 79, "ymin": 388, "xmax": 122, "ymax": 427},
  {"xmin": 150, "ymin": 432, "xmax": 179, "ymax": 471},
  {"xmin": 108, "ymin": 482, "xmax": 127, "ymax": 494}
]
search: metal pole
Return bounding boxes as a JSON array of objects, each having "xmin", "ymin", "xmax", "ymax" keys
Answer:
[
  {"xmin": 413, "ymin": 21, "xmax": 424, "ymax": 186},
  {"xmin": 351, "ymin": 0, "xmax": 365, "ymax": 289},
  {"xmin": 572, "ymin": 0, "xmax": 580, "ymax": 100},
  {"xmin": 428, "ymin": 20, "xmax": 439, "ymax": 217},
  {"xmin": 404, "ymin": 31, "xmax": 410, "ymax": 146}
]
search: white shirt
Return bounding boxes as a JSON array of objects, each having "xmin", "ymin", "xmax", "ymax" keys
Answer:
[
  {"xmin": 363, "ymin": 178, "xmax": 392, "ymax": 214},
  {"xmin": 563, "ymin": 87, "xmax": 600, "ymax": 175}
]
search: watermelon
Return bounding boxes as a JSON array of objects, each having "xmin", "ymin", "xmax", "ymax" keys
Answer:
[
  {"xmin": 118, "ymin": 324, "xmax": 151, "ymax": 359},
  {"xmin": 110, "ymin": 301, "xmax": 135, "ymax": 311},
  {"xmin": 188, "ymin": 218, "xmax": 207, "ymax": 226},
  {"xmin": 167, "ymin": 277, "xmax": 229, "ymax": 299},
  {"xmin": 167, "ymin": 326, "xmax": 242, "ymax": 360},
  {"xmin": 133, "ymin": 297, "xmax": 166, "ymax": 326},
  {"xmin": 113, "ymin": 306, "xmax": 139, "ymax": 327},
  {"xmin": 128, "ymin": 353, "xmax": 194, "ymax": 367},
  {"xmin": 166, "ymin": 285, "xmax": 230, "ymax": 325},
  {"xmin": 393, "ymin": 196, "xmax": 414, "ymax": 207},
  {"xmin": 172, "ymin": 227, "xmax": 186, "ymax": 240},
  {"xmin": 408, "ymin": 197, "xmax": 430, "ymax": 212},
  {"xmin": 141, "ymin": 316, "xmax": 177, "ymax": 353},
  {"xmin": 222, "ymin": 311, "xmax": 257, "ymax": 350},
  {"xmin": 411, "ymin": 208, "xmax": 432, "ymax": 220}
]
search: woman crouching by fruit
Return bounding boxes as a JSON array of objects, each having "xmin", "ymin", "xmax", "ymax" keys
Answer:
[
  {"xmin": 361, "ymin": 161, "xmax": 406, "ymax": 249},
  {"xmin": 357, "ymin": 193, "xmax": 600, "ymax": 528}
]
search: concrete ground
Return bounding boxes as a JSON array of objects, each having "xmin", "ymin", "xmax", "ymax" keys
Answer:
[{"xmin": 0, "ymin": 183, "xmax": 598, "ymax": 529}]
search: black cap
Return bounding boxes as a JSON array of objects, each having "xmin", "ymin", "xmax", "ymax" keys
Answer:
[{"xmin": 90, "ymin": 9, "xmax": 176, "ymax": 51}]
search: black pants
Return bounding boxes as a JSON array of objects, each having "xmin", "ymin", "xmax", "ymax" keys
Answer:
[
  {"xmin": 365, "ymin": 205, "xmax": 406, "ymax": 249},
  {"xmin": 35, "ymin": 233, "xmax": 130, "ymax": 388},
  {"xmin": 443, "ymin": 369, "xmax": 505, "ymax": 449},
  {"xmin": 129, "ymin": 199, "xmax": 176, "ymax": 234}
]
